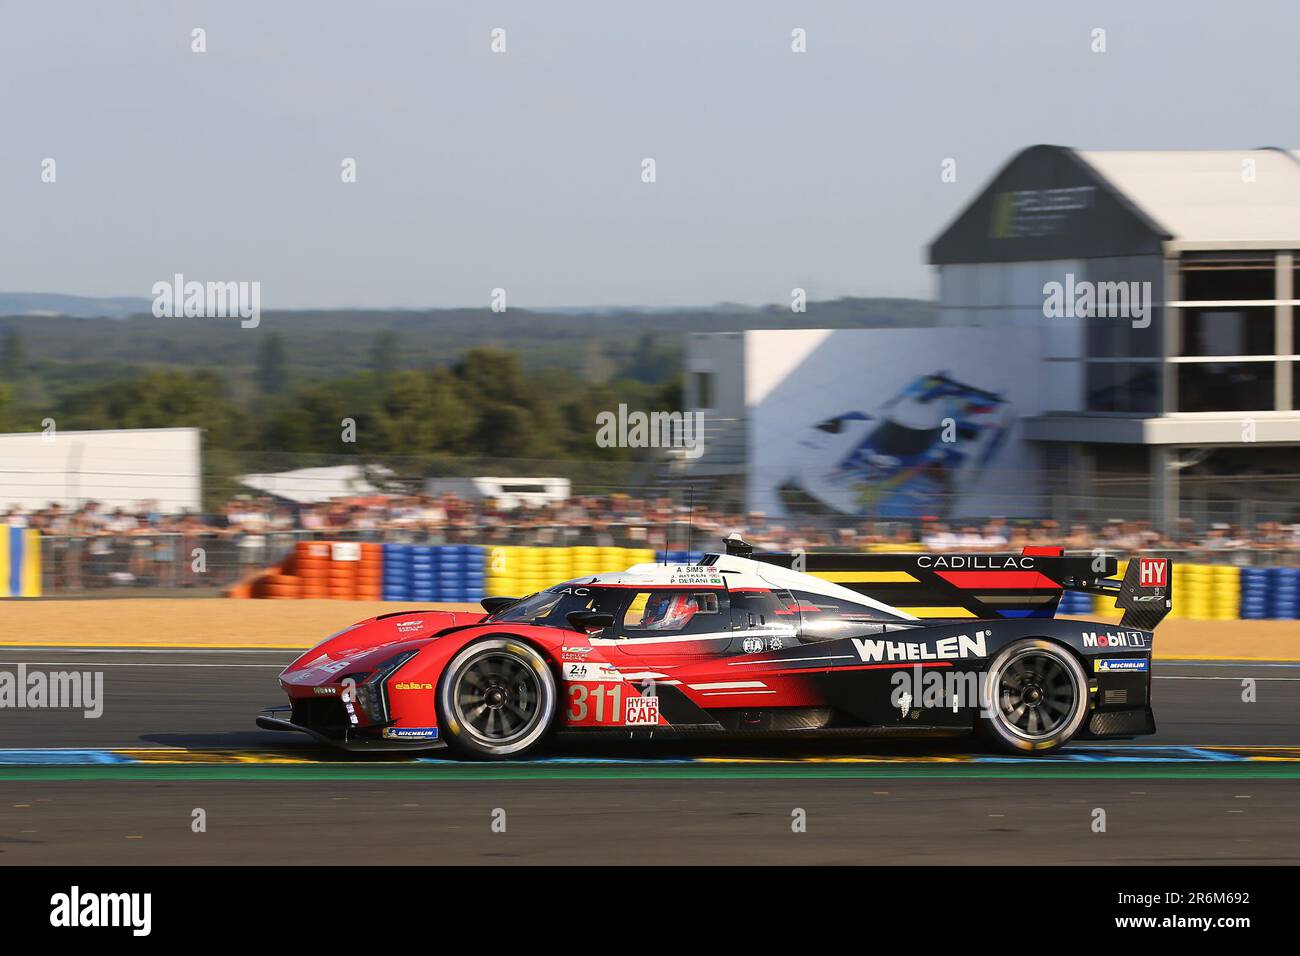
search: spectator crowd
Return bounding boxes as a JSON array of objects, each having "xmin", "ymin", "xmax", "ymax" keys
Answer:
[{"xmin": 5, "ymin": 493, "xmax": 1299, "ymax": 592}]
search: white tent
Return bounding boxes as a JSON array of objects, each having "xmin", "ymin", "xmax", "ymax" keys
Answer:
[{"xmin": 236, "ymin": 464, "xmax": 393, "ymax": 504}]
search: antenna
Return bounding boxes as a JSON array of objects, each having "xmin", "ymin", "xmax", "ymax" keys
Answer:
[{"xmin": 685, "ymin": 484, "xmax": 695, "ymax": 562}]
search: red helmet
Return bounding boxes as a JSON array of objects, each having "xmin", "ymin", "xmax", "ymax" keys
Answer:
[{"xmin": 640, "ymin": 592, "xmax": 699, "ymax": 630}]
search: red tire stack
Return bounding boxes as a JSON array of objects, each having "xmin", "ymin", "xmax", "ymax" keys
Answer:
[
  {"xmin": 356, "ymin": 543, "xmax": 383, "ymax": 600},
  {"xmin": 293, "ymin": 541, "xmax": 332, "ymax": 600}
]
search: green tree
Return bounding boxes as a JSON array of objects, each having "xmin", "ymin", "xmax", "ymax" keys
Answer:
[
  {"xmin": 370, "ymin": 329, "xmax": 400, "ymax": 375},
  {"xmin": 0, "ymin": 328, "xmax": 27, "ymax": 380},
  {"xmin": 255, "ymin": 332, "xmax": 289, "ymax": 395},
  {"xmin": 0, "ymin": 384, "xmax": 14, "ymax": 432},
  {"xmin": 260, "ymin": 381, "xmax": 357, "ymax": 453},
  {"xmin": 53, "ymin": 370, "xmax": 246, "ymax": 448}
]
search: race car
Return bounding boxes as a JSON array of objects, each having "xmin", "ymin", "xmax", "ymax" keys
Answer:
[
  {"xmin": 256, "ymin": 536, "xmax": 1170, "ymax": 758},
  {"xmin": 786, "ymin": 372, "xmax": 1011, "ymax": 518}
]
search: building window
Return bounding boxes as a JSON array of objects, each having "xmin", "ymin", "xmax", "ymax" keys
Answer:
[
  {"xmin": 1085, "ymin": 307, "xmax": 1162, "ymax": 360},
  {"xmin": 1180, "ymin": 305, "xmax": 1275, "ymax": 356},
  {"xmin": 1085, "ymin": 363, "xmax": 1160, "ymax": 413},
  {"xmin": 693, "ymin": 371, "xmax": 714, "ymax": 410},
  {"xmin": 1180, "ymin": 253, "xmax": 1275, "ymax": 301},
  {"xmin": 1176, "ymin": 362, "xmax": 1275, "ymax": 412}
]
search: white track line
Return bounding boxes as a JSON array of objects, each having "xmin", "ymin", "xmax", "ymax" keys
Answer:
[{"xmin": 1155, "ymin": 675, "xmax": 1300, "ymax": 682}]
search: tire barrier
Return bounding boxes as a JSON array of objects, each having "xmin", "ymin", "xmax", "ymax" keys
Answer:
[
  {"xmin": 1058, "ymin": 590, "xmax": 1095, "ymax": 615},
  {"xmin": 0, "ymin": 527, "xmax": 41, "ymax": 598},
  {"xmin": 227, "ymin": 543, "xmax": 1299, "ymax": 619},
  {"xmin": 1242, "ymin": 566, "xmax": 1299, "ymax": 620},
  {"xmin": 381, "ymin": 544, "xmax": 486, "ymax": 603},
  {"xmin": 484, "ymin": 546, "xmax": 657, "ymax": 599},
  {"xmin": 249, "ymin": 540, "xmax": 383, "ymax": 600}
]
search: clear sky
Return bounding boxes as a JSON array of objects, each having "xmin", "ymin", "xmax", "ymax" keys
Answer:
[{"xmin": 1, "ymin": 0, "xmax": 1296, "ymax": 309}]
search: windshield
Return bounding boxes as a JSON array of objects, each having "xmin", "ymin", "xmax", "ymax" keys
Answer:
[{"xmin": 488, "ymin": 586, "xmax": 625, "ymax": 626}]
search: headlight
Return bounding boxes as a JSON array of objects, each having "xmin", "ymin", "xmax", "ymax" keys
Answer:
[{"xmin": 350, "ymin": 650, "xmax": 418, "ymax": 724}]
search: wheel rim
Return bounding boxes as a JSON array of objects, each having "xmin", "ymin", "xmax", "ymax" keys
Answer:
[
  {"xmin": 451, "ymin": 651, "xmax": 544, "ymax": 746},
  {"xmin": 994, "ymin": 650, "xmax": 1079, "ymax": 741}
]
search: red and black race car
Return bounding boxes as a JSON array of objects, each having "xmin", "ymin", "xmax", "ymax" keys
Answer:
[{"xmin": 256, "ymin": 536, "xmax": 1171, "ymax": 758}]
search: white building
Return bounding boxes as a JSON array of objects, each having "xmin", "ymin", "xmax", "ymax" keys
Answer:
[
  {"xmin": 931, "ymin": 145, "xmax": 1300, "ymax": 529},
  {"xmin": 0, "ymin": 427, "xmax": 203, "ymax": 512},
  {"xmin": 684, "ymin": 146, "xmax": 1300, "ymax": 530}
]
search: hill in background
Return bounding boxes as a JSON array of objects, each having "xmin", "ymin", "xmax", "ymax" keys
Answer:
[{"xmin": 0, "ymin": 297, "xmax": 936, "ymax": 399}]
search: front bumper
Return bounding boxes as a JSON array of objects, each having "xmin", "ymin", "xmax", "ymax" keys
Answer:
[{"xmin": 255, "ymin": 706, "xmax": 446, "ymax": 752}]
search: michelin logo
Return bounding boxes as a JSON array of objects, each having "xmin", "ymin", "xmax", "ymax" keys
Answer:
[
  {"xmin": 1094, "ymin": 658, "xmax": 1149, "ymax": 672},
  {"xmin": 382, "ymin": 727, "xmax": 439, "ymax": 739},
  {"xmin": 852, "ymin": 631, "xmax": 988, "ymax": 663}
]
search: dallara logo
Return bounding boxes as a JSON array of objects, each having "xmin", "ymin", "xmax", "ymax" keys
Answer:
[{"xmin": 394, "ymin": 682, "xmax": 434, "ymax": 691}]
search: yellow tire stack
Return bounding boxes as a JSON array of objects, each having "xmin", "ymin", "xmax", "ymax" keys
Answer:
[
  {"xmin": 483, "ymin": 545, "xmax": 658, "ymax": 598},
  {"xmin": 1176, "ymin": 564, "xmax": 1212, "ymax": 620},
  {"xmin": 1209, "ymin": 565, "xmax": 1240, "ymax": 620},
  {"xmin": 484, "ymin": 546, "xmax": 524, "ymax": 598}
]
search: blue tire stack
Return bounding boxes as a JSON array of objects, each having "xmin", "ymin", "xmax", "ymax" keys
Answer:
[
  {"xmin": 1270, "ymin": 568, "xmax": 1300, "ymax": 619},
  {"xmin": 1240, "ymin": 567, "xmax": 1271, "ymax": 619},
  {"xmin": 408, "ymin": 546, "xmax": 436, "ymax": 602},
  {"xmin": 382, "ymin": 543, "xmax": 411, "ymax": 602},
  {"xmin": 379, "ymin": 544, "xmax": 489, "ymax": 603},
  {"xmin": 663, "ymin": 550, "xmax": 706, "ymax": 564},
  {"xmin": 463, "ymin": 546, "xmax": 486, "ymax": 603},
  {"xmin": 432, "ymin": 545, "xmax": 486, "ymax": 603},
  {"xmin": 1058, "ymin": 590, "xmax": 1093, "ymax": 615}
]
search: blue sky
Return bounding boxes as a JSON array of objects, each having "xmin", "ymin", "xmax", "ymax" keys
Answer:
[{"xmin": 1, "ymin": 0, "xmax": 1295, "ymax": 309}]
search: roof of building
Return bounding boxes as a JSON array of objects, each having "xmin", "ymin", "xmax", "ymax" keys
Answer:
[
  {"xmin": 929, "ymin": 145, "xmax": 1300, "ymax": 264},
  {"xmin": 1075, "ymin": 148, "xmax": 1300, "ymax": 245}
]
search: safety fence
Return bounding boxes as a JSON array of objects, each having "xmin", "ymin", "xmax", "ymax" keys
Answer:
[
  {"xmin": 222, "ymin": 541, "xmax": 1300, "ymax": 621},
  {"xmin": 1, "ymin": 527, "xmax": 41, "ymax": 597},
  {"xmin": 16, "ymin": 531, "xmax": 1300, "ymax": 619}
]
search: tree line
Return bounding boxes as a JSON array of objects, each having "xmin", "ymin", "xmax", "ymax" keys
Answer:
[{"xmin": 0, "ymin": 327, "xmax": 680, "ymax": 465}]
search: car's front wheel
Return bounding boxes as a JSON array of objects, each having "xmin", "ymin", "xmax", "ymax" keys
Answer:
[
  {"xmin": 978, "ymin": 639, "xmax": 1088, "ymax": 754},
  {"xmin": 437, "ymin": 638, "xmax": 556, "ymax": 759}
]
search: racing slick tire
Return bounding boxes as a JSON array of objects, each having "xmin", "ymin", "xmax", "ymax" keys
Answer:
[
  {"xmin": 436, "ymin": 637, "xmax": 557, "ymax": 759},
  {"xmin": 978, "ymin": 639, "xmax": 1088, "ymax": 755}
]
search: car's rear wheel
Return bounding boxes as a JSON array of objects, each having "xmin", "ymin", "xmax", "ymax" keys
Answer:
[
  {"xmin": 978, "ymin": 639, "xmax": 1088, "ymax": 754},
  {"xmin": 437, "ymin": 638, "xmax": 556, "ymax": 759}
]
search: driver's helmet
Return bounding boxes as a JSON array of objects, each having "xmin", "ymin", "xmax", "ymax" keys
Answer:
[{"xmin": 640, "ymin": 591, "xmax": 699, "ymax": 630}]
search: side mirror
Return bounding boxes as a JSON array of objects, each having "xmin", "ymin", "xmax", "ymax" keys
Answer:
[
  {"xmin": 481, "ymin": 596, "xmax": 519, "ymax": 616},
  {"xmin": 566, "ymin": 610, "xmax": 614, "ymax": 633}
]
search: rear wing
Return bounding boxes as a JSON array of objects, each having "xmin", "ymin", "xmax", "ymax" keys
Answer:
[
  {"xmin": 1076, "ymin": 554, "xmax": 1174, "ymax": 631},
  {"xmin": 730, "ymin": 539, "xmax": 1171, "ymax": 627}
]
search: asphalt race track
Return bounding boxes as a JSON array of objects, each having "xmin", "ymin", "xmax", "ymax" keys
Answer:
[{"xmin": 1, "ymin": 648, "xmax": 1299, "ymax": 864}]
